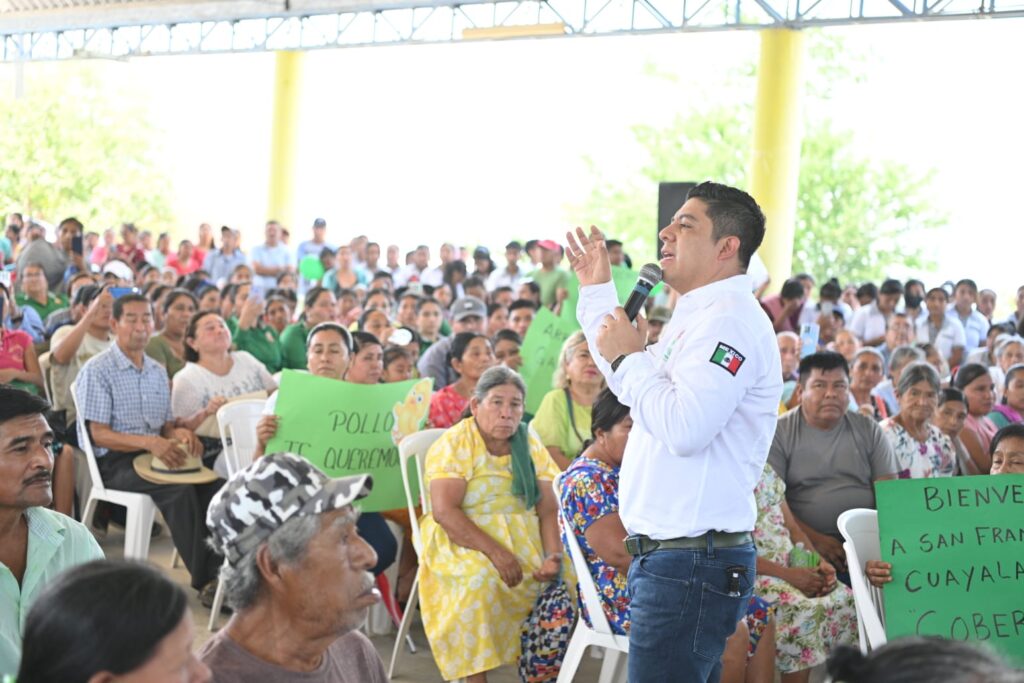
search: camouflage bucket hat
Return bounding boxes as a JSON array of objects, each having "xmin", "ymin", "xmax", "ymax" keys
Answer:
[{"xmin": 207, "ymin": 452, "xmax": 372, "ymax": 566}]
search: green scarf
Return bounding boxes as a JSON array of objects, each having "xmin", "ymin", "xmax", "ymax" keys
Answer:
[{"xmin": 509, "ymin": 423, "xmax": 539, "ymax": 509}]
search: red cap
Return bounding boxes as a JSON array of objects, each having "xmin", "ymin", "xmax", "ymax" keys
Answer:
[{"xmin": 536, "ymin": 239, "xmax": 562, "ymax": 252}]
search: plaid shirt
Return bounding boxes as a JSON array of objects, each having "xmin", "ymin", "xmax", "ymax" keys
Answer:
[{"xmin": 75, "ymin": 342, "xmax": 172, "ymax": 457}]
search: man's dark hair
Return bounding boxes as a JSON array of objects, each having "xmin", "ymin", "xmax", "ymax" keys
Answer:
[
  {"xmin": 0, "ymin": 386, "xmax": 50, "ymax": 426},
  {"xmin": 518, "ymin": 282, "xmax": 541, "ymax": 298},
  {"xmin": 416, "ymin": 296, "xmax": 441, "ymax": 314},
  {"xmin": 991, "ymin": 423, "xmax": 1024, "ymax": 457},
  {"xmin": 828, "ymin": 637, "xmax": 1024, "ymax": 683},
  {"xmin": 112, "ymin": 293, "xmax": 151, "ymax": 321},
  {"xmin": 492, "ymin": 329, "xmax": 522, "ymax": 346},
  {"xmin": 954, "ymin": 278, "xmax": 978, "ymax": 295},
  {"xmin": 365, "ymin": 288, "xmax": 393, "ymax": 305},
  {"xmin": 905, "ymin": 278, "xmax": 925, "ymax": 293},
  {"xmin": 17, "ymin": 560, "xmax": 188, "ymax": 683},
  {"xmin": 856, "ymin": 282, "xmax": 878, "ymax": 302},
  {"xmin": 879, "ymin": 279, "xmax": 904, "ymax": 296},
  {"xmin": 464, "ymin": 276, "xmax": 486, "ymax": 291},
  {"xmin": 487, "ymin": 302, "xmax": 507, "ymax": 317},
  {"xmin": 798, "ymin": 351, "xmax": 849, "ymax": 383},
  {"xmin": 371, "ymin": 271, "xmax": 394, "ymax": 283},
  {"xmin": 493, "ymin": 286, "xmax": 513, "ymax": 298},
  {"xmin": 939, "ymin": 387, "xmax": 965, "ymax": 406},
  {"xmin": 819, "ymin": 278, "xmax": 842, "ymax": 302},
  {"xmin": 780, "ymin": 278, "xmax": 805, "ymax": 301},
  {"xmin": 685, "ymin": 181, "xmax": 766, "ymax": 269},
  {"xmin": 509, "ymin": 298, "xmax": 538, "ymax": 314},
  {"xmin": 606, "ymin": 239, "xmax": 623, "ymax": 250}
]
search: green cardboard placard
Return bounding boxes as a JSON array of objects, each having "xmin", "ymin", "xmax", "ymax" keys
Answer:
[
  {"xmin": 557, "ymin": 266, "xmax": 642, "ymax": 330},
  {"xmin": 267, "ymin": 371, "xmax": 433, "ymax": 512},
  {"xmin": 876, "ymin": 475, "xmax": 1024, "ymax": 664},
  {"xmin": 519, "ymin": 307, "xmax": 579, "ymax": 415}
]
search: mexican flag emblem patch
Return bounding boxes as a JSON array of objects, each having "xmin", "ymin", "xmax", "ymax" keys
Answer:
[{"xmin": 710, "ymin": 342, "xmax": 745, "ymax": 376}]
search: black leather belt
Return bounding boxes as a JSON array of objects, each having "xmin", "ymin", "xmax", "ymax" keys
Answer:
[{"xmin": 624, "ymin": 531, "xmax": 753, "ymax": 556}]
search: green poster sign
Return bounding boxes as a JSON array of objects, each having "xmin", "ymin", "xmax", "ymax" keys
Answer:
[
  {"xmin": 876, "ymin": 475, "xmax": 1024, "ymax": 664},
  {"xmin": 519, "ymin": 307, "xmax": 580, "ymax": 415},
  {"xmin": 267, "ymin": 371, "xmax": 433, "ymax": 512}
]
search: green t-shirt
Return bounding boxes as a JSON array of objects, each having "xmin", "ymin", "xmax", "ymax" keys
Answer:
[
  {"xmin": 527, "ymin": 268, "xmax": 570, "ymax": 309},
  {"xmin": 279, "ymin": 322, "xmax": 310, "ymax": 370},
  {"xmin": 145, "ymin": 333, "xmax": 186, "ymax": 379},
  {"xmin": 529, "ymin": 388, "xmax": 592, "ymax": 461},
  {"xmin": 234, "ymin": 325, "xmax": 283, "ymax": 374},
  {"xmin": 15, "ymin": 292, "xmax": 67, "ymax": 321}
]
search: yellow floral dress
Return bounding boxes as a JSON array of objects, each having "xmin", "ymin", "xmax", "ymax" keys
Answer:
[{"xmin": 419, "ymin": 417, "xmax": 560, "ymax": 680}]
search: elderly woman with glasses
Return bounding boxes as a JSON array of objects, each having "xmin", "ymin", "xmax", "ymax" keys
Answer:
[
  {"xmin": 879, "ymin": 362, "xmax": 957, "ymax": 478},
  {"xmin": 419, "ymin": 366, "xmax": 561, "ymax": 683}
]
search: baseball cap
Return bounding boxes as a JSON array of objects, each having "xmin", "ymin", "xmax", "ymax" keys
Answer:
[
  {"xmin": 505, "ymin": 240, "xmax": 523, "ymax": 251},
  {"xmin": 536, "ymin": 239, "xmax": 562, "ymax": 252},
  {"xmin": 102, "ymin": 260, "xmax": 134, "ymax": 282},
  {"xmin": 451, "ymin": 296, "xmax": 486, "ymax": 321},
  {"xmin": 206, "ymin": 452, "xmax": 372, "ymax": 565},
  {"xmin": 649, "ymin": 306, "xmax": 672, "ymax": 323},
  {"xmin": 313, "ymin": 218, "xmax": 327, "ymax": 228},
  {"xmin": 472, "ymin": 247, "xmax": 490, "ymax": 260}
]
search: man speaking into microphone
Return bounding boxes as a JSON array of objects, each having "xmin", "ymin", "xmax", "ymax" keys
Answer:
[{"xmin": 566, "ymin": 182, "xmax": 782, "ymax": 682}]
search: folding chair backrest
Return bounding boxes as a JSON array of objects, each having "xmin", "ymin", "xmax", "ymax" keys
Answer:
[
  {"xmin": 397, "ymin": 428, "xmax": 445, "ymax": 555},
  {"xmin": 69, "ymin": 382, "xmax": 106, "ymax": 496},
  {"xmin": 838, "ymin": 508, "xmax": 887, "ymax": 651},
  {"xmin": 38, "ymin": 351, "xmax": 54, "ymax": 404},
  {"xmin": 553, "ymin": 473, "xmax": 616, "ymax": 636},
  {"xmin": 216, "ymin": 399, "xmax": 267, "ymax": 476}
]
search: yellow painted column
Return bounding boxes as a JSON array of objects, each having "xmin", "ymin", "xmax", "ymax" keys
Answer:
[
  {"xmin": 749, "ymin": 28, "xmax": 805, "ymax": 288},
  {"xmin": 267, "ymin": 50, "xmax": 303, "ymax": 229}
]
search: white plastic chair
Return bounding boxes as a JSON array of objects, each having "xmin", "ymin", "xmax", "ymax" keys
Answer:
[
  {"xmin": 388, "ymin": 428, "xmax": 446, "ymax": 681},
  {"xmin": 208, "ymin": 398, "xmax": 267, "ymax": 630},
  {"xmin": 38, "ymin": 351, "xmax": 54, "ymax": 404},
  {"xmin": 837, "ymin": 508, "xmax": 887, "ymax": 653},
  {"xmin": 554, "ymin": 473, "xmax": 630, "ymax": 683},
  {"xmin": 70, "ymin": 383, "xmax": 158, "ymax": 561}
]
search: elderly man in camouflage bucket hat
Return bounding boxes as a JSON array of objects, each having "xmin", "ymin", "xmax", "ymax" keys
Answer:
[{"xmin": 198, "ymin": 452, "xmax": 389, "ymax": 682}]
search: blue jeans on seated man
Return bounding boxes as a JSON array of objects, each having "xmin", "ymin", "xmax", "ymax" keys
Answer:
[{"xmin": 626, "ymin": 540, "xmax": 756, "ymax": 683}]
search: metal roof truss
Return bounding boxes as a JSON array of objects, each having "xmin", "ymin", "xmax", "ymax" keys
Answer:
[{"xmin": 2, "ymin": 0, "xmax": 1023, "ymax": 60}]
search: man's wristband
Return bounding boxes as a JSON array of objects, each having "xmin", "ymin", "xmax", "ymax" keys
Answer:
[{"xmin": 611, "ymin": 354, "xmax": 629, "ymax": 372}]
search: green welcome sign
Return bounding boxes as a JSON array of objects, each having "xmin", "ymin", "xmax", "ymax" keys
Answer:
[
  {"xmin": 876, "ymin": 475, "xmax": 1024, "ymax": 664},
  {"xmin": 267, "ymin": 371, "xmax": 433, "ymax": 512}
]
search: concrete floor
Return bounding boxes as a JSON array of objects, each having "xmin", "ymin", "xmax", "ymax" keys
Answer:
[{"xmin": 96, "ymin": 527, "xmax": 606, "ymax": 682}]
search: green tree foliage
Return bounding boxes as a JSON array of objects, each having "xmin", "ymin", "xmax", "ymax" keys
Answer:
[
  {"xmin": 574, "ymin": 38, "xmax": 943, "ymax": 284},
  {"xmin": 0, "ymin": 65, "xmax": 172, "ymax": 232}
]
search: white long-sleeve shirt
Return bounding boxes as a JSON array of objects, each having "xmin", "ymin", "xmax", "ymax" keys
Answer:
[{"xmin": 577, "ymin": 275, "xmax": 782, "ymax": 539}]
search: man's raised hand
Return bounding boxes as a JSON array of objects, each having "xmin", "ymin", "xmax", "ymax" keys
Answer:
[{"xmin": 565, "ymin": 225, "xmax": 611, "ymax": 287}]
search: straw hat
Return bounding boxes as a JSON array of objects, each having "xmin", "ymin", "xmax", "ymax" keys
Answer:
[{"xmin": 133, "ymin": 447, "xmax": 218, "ymax": 485}]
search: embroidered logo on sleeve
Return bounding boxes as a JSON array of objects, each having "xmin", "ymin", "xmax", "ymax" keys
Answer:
[{"xmin": 709, "ymin": 342, "xmax": 745, "ymax": 376}]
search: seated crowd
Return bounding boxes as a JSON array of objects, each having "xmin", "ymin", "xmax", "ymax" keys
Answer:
[{"xmin": 2, "ymin": 210, "xmax": 1024, "ymax": 681}]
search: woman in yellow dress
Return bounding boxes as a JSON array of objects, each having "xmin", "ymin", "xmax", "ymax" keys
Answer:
[{"xmin": 420, "ymin": 365, "xmax": 562, "ymax": 682}]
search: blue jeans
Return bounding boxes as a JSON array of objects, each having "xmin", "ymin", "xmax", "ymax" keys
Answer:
[{"xmin": 626, "ymin": 540, "xmax": 756, "ymax": 683}]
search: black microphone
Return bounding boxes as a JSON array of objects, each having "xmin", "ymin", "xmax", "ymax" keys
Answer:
[{"xmin": 622, "ymin": 263, "xmax": 663, "ymax": 321}]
